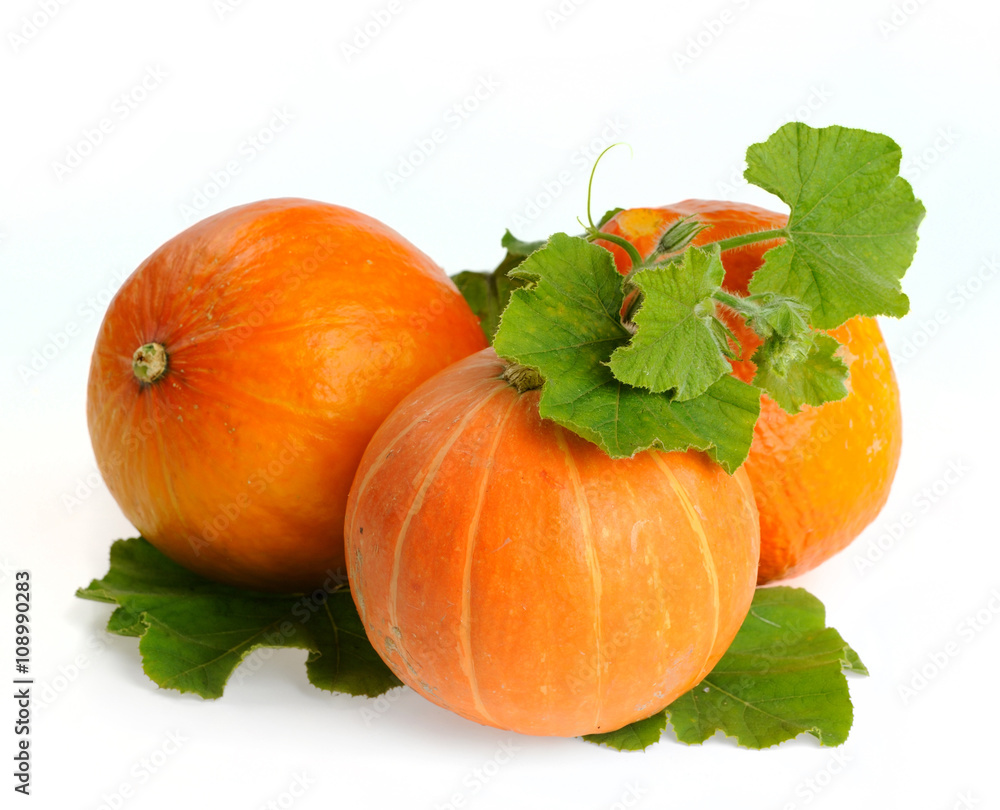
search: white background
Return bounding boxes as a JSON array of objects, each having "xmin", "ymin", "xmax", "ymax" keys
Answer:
[{"xmin": 2, "ymin": 0, "xmax": 998, "ymax": 808}]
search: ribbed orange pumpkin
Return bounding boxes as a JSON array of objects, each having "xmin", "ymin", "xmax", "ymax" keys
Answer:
[
  {"xmin": 345, "ymin": 348, "xmax": 759, "ymax": 737},
  {"xmin": 597, "ymin": 200, "xmax": 903, "ymax": 583},
  {"xmin": 87, "ymin": 198, "xmax": 487, "ymax": 592}
]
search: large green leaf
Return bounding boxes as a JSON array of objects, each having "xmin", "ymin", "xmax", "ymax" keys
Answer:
[
  {"xmin": 493, "ymin": 233, "xmax": 759, "ymax": 471},
  {"xmin": 76, "ymin": 537, "xmax": 400, "ymax": 699},
  {"xmin": 585, "ymin": 587, "xmax": 865, "ymax": 750},
  {"xmin": 745, "ymin": 122, "xmax": 925, "ymax": 329},
  {"xmin": 608, "ymin": 246, "xmax": 732, "ymax": 400}
]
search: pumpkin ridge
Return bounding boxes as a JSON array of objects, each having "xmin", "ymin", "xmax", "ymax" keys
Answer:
[
  {"xmin": 650, "ymin": 453, "xmax": 720, "ymax": 682},
  {"xmin": 459, "ymin": 389, "xmax": 520, "ymax": 728},
  {"xmin": 387, "ymin": 382, "xmax": 510, "ymax": 667},
  {"xmin": 353, "ymin": 377, "xmax": 500, "ymax": 504},
  {"xmin": 553, "ymin": 426, "xmax": 604, "ymax": 731}
]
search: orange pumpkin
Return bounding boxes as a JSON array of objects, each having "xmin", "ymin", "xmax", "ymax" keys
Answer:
[
  {"xmin": 87, "ymin": 198, "xmax": 487, "ymax": 592},
  {"xmin": 345, "ymin": 348, "xmax": 759, "ymax": 737},
  {"xmin": 597, "ymin": 200, "xmax": 903, "ymax": 583}
]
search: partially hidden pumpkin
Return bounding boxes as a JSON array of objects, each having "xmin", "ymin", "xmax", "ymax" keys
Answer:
[
  {"xmin": 87, "ymin": 198, "xmax": 487, "ymax": 592},
  {"xmin": 597, "ymin": 200, "xmax": 903, "ymax": 583},
  {"xmin": 345, "ymin": 348, "xmax": 760, "ymax": 737}
]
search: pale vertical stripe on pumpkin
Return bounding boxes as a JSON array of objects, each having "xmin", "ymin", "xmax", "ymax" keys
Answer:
[
  {"xmin": 347, "ymin": 374, "xmax": 497, "ymax": 626},
  {"xmin": 458, "ymin": 386, "xmax": 518, "ymax": 728},
  {"xmin": 387, "ymin": 383, "xmax": 509, "ymax": 674},
  {"xmin": 352, "ymin": 378, "xmax": 497, "ymax": 504},
  {"xmin": 554, "ymin": 426, "xmax": 605, "ymax": 731},
  {"xmin": 650, "ymin": 454, "xmax": 721, "ymax": 682}
]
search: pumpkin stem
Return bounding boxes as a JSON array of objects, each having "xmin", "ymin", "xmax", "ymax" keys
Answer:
[
  {"xmin": 132, "ymin": 342, "xmax": 168, "ymax": 384},
  {"xmin": 502, "ymin": 362, "xmax": 544, "ymax": 393}
]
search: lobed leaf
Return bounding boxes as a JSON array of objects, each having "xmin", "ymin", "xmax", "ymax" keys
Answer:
[
  {"xmin": 745, "ymin": 122, "xmax": 925, "ymax": 329},
  {"xmin": 608, "ymin": 246, "xmax": 732, "ymax": 400},
  {"xmin": 451, "ymin": 230, "xmax": 539, "ymax": 342},
  {"xmin": 76, "ymin": 537, "xmax": 400, "ymax": 699},
  {"xmin": 585, "ymin": 587, "xmax": 865, "ymax": 751},
  {"xmin": 752, "ymin": 333, "xmax": 849, "ymax": 414},
  {"xmin": 583, "ymin": 712, "xmax": 667, "ymax": 752},
  {"xmin": 493, "ymin": 233, "xmax": 759, "ymax": 471}
]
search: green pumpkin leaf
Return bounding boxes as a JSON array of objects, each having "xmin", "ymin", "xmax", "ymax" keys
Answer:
[
  {"xmin": 582, "ymin": 712, "xmax": 668, "ymax": 751},
  {"xmin": 76, "ymin": 537, "xmax": 400, "ymax": 699},
  {"xmin": 584, "ymin": 587, "xmax": 865, "ymax": 751},
  {"xmin": 752, "ymin": 332, "xmax": 849, "ymax": 414},
  {"xmin": 301, "ymin": 597, "xmax": 401, "ymax": 697},
  {"xmin": 842, "ymin": 643, "xmax": 869, "ymax": 676},
  {"xmin": 451, "ymin": 231, "xmax": 539, "ymax": 342},
  {"xmin": 493, "ymin": 233, "xmax": 759, "ymax": 471},
  {"xmin": 500, "ymin": 228, "xmax": 548, "ymax": 259},
  {"xmin": 466, "ymin": 124, "xmax": 921, "ymax": 468},
  {"xmin": 608, "ymin": 246, "xmax": 732, "ymax": 400},
  {"xmin": 745, "ymin": 122, "xmax": 925, "ymax": 329}
]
